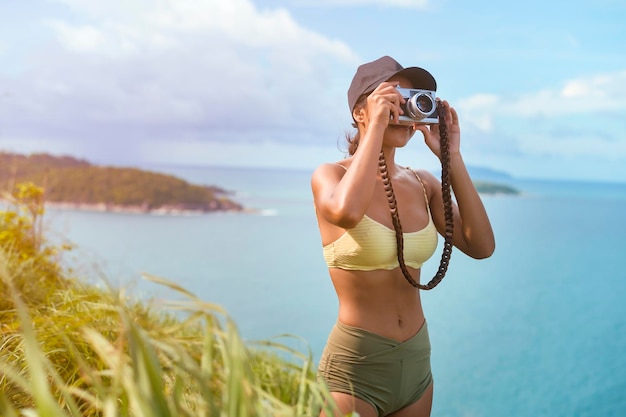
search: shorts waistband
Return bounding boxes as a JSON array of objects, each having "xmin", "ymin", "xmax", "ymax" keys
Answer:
[{"xmin": 329, "ymin": 320, "xmax": 430, "ymax": 358}]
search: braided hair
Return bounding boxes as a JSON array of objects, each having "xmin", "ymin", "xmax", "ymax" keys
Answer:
[{"xmin": 348, "ymin": 100, "xmax": 454, "ymax": 290}]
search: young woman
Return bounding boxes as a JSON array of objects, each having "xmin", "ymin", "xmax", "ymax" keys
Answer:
[{"xmin": 312, "ymin": 56, "xmax": 495, "ymax": 417}]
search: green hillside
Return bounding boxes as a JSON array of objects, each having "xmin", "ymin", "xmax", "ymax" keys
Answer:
[{"xmin": 0, "ymin": 152, "xmax": 243, "ymax": 213}]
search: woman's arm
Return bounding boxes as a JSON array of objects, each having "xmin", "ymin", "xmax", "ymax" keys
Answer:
[
  {"xmin": 311, "ymin": 124, "xmax": 384, "ymax": 229},
  {"xmin": 416, "ymin": 101, "xmax": 495, "ymax": 259},
  {"xmin": 312, "ymin": 81, "xmax": 405, "ymax": 229}
]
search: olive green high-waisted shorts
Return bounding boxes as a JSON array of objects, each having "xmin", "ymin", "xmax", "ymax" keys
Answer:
[{"xmin": 317, "ymin": 320, "xmax": 433, "ymax": 416}]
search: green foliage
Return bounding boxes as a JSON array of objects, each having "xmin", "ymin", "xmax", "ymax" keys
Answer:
[
  {"xmin": 0, "ymin": 184, "xmax": 339, "ymax": 416},
  {"xmin": 0, "ymin": 152, "xmax": 242, "ymax": 212},
  {"xmin": 0, "ymin": 182, "xmax": 73, "ymax": 306}
]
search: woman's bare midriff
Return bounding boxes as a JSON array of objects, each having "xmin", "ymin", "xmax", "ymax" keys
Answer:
[{"xmin": 328, "ymin": 267, "xmax": 426, "ymax": 342}]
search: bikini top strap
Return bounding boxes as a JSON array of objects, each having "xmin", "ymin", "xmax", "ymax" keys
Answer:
[{"xmin": 407, "ymin": 167, "xmax": 431, "ymax": 214}]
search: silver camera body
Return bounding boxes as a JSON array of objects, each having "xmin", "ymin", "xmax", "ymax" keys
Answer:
[{"xmin": 396, "ymin": 87, "xmax": 438, "ymax": 125}]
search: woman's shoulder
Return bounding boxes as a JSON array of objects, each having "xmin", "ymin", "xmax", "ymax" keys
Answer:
[
  {"xmin": 403, "ymin": 166, "xmax": 436, "ymax": 181},
  {"xmin": 404, "ymin": 167, "xmax": 440, "ymax": 196},
  {"xmin": 312, "ymin": 159, "xmax": 349, "ymax": 175},
  {"xmin": 414, "ymin": 168, "xmax": 437, "ymax": 181},
  {"xmin": 311, "ymin": 159, "xmax": 349, "ymax": 184}
]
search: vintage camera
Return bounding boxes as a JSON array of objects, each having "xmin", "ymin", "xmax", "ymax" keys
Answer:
[{"xmin": 396, "ymin": 87, "xmax": 439, "ymax": 125}]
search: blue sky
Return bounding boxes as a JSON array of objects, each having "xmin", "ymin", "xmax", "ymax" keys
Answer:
[{"xmin": 0, "ymin": 0, "xmax": 625, "ymax": 182}]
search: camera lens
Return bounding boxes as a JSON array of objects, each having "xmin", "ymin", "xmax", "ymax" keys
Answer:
[
  {"xmin": 416, "ymin": 94, "xmax": 433, "ymax": 113},
  {"xmin": 406, "ymin": 92, "xmax": 435, "ymax": 119}
]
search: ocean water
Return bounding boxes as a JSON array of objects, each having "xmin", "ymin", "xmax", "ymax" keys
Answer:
[{"xmin": 44, "ymin": 165, "xmax": 626, "ymax": 417}]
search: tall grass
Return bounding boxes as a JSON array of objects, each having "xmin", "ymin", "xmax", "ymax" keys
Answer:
[{"xmin": 0, "ymin": 183, "xmax": 340, "ymax": 416}]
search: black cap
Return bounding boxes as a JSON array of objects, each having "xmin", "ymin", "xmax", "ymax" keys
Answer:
[{"xmin": 347, "ymin": 55, "xmax": 437, "ymax": 112}]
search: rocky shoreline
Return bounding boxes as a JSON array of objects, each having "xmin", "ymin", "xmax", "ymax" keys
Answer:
[{"xmin": 44, "ymin": 200, "xmax": 255, "ymax": 216}]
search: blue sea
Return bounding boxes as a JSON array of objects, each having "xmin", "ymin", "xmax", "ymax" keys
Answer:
[{"xmin": 44, "ymin": 165, "xmax": 626, "ymax": 417}]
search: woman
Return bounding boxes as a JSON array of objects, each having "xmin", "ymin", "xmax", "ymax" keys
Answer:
[{"xmin": 312, "ymin": 56, "xmax": 495, "ymax": 417}]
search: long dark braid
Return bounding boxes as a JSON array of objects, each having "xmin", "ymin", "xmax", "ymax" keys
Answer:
[{"xmin": 379, "ymin": 100, "xmax": 454, "ymax": 290}]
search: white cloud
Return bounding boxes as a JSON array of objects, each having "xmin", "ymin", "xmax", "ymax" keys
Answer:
[
  {"xmin": 3, "ymin": 0, "xmax": 621, "ymax": 182},
  {"xmin": 0, "ymin": 0, "xmax": 359, "ymax": 152},
  {"xmin": 46, "ymin": 0, "xmax": 356, "ymax": 58},
  {"xmin": 457, "ymin": 94, "xmax": 500, "ymax": 132},
  {"xmin": 45, "ymin": 20, "xmax": 112, "ymax": 53},
  {"xmin": 455, "ymin": 70, "xmax": 626, "ymax": 166},
  {"xmin": 460, "ymin": 71, "xmax": 626, "ymax": 127},
  {"xmin": 563, "ymin": 71, "xmax": 626, "ymax": 96},
  {"xmin": 293, "ymin": 0, "xmax": 430, "ymax": 8}
]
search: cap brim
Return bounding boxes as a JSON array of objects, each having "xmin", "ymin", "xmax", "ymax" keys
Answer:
[{"xmin": 391, "ymin": 67, "xmax": 437, "ymax": 91}]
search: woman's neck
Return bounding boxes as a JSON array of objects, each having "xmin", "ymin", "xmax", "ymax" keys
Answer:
[{"xmin": 380, "ymin": 147, "xmax": 398, "ymax": 174}]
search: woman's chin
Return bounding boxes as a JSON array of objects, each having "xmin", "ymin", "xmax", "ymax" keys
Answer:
[{"xmin": 385, "ymin": 124, "xmax": 415, "ymax": 146}]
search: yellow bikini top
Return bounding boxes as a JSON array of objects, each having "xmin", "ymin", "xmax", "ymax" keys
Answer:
[{"xmin": 322, "ymin": 169, "xmax": 438, "ymax": 271}]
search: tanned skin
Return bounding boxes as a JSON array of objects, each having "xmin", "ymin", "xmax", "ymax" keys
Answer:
[{"xmin": 312, "ymin": 75, "xmax": 495, "ymax": 417}]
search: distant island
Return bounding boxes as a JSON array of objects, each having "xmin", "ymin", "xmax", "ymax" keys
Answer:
[
  {"xmin": 0, "ymin": 152, "xmax": 519, "ymax": 215},
  {"xmin": 473, "ymin": 181, "xmax": 519, "ymax": 195},
  {"xmin": 0, "ymin": 152, "xmax": 244, "ymax": 214}
]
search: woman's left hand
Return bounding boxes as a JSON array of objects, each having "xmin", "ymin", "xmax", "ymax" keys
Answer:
[{"xmin": 415, "ymin": 99, "xmax": 461, "ymax": 160}]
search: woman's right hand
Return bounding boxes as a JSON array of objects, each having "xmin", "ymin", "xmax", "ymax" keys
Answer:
[{"xmin": 365, "ymin": 81, "xmax": 405, "ymax": 127}]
